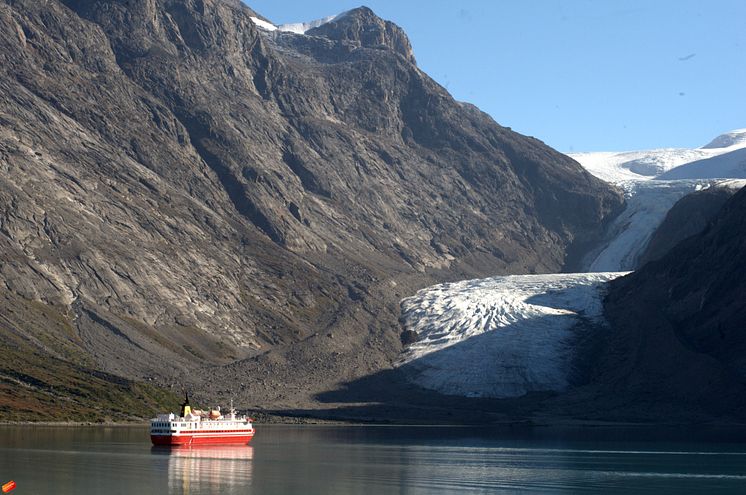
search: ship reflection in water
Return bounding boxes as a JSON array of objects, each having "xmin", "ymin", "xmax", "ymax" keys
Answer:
[{"xmin": 152, "ymin": 445, "xmax": 253, "ymax": 494}]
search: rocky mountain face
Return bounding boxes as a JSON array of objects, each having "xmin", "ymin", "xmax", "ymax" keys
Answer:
[
  {"xmin": 582, "ymin": 186, "xmax": 746, "ymax": 421},
  {"xmin": 0, "ymin": 0, "xmax": 622, "ymax": 416},
  {"xmin": 638, "ymin": 186, "xmax": 736, "ymax": 266}
]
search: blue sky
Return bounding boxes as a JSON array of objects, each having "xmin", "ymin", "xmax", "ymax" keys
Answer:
[{"xmin": 245, "ymin": 1, "xmax": 746, "ymax": 152}]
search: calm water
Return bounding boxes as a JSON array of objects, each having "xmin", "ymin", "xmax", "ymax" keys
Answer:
[{"xmin": 1, "ymin": 424, "xmax": 746, "ymax": 494}]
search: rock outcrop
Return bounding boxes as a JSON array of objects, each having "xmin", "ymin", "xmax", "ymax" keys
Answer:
[
  {"xmin": 583, "ymin": 186, "xmax": 746, "ymax": 421},
  {"xmin": 638, "ymin": 186, "xmax": 737, "ymax": 266}
]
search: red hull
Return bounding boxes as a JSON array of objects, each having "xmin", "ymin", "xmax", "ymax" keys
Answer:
[{"xmin": 151, "ymin": 433, "xmax": 254, "ymax": 446}]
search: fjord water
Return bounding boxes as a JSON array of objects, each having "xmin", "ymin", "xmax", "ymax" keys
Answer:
[{"xmin": 1, "ymin": 425, "xmax": 746, "ymax": 494}]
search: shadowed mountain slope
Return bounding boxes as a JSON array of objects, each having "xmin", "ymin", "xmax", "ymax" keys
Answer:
[
  {"xmin": 638, "ymin": 185, "xmax": 737, "ymax": 266},
  {"xmin": 581, "ymin": 186, "xmax": 746, "ymax": 421}
]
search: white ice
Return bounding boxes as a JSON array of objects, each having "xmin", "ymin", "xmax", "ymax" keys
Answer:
[
  {"xmin": 583, "ymin": 179, "xmax": 724, "ymax": 271},
  {"xmin": 398, "ymin": 273, "xmax": 627, "ymax": 398},
  {"xmin": 573, "ymin": 130, "xmax": 746, "ymax": 270},
  {"xmin": 276, "ymin": 12, "xmax": 347, "ymax": 35}
]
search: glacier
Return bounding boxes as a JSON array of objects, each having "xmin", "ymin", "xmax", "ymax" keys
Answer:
[
  {"xmin": 397, "ymin": 129, "xmax": 746, "ymax": 399},
  {"xmin": 398, "ymin": 273, "xmax": 626, "ymax": 398},
  {"xmin": 583, "ymin": 179, "xmax": 722, "ymax": 272}
]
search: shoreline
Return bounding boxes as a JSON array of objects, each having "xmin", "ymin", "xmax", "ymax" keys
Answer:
[{"xmin": 3, "ymin": 414, "xmax": 746, "ymax": 429}]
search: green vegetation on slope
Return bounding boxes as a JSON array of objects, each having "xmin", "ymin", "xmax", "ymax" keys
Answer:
[{"xmin": 0, "ymin": 292, "xmax": 180, "ymax": 421}]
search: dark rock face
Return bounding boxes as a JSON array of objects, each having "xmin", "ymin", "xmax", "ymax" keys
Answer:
[
  {"xmin": 0, "ymin": 0, "xmax": 622, "ymax": 413},
  {"xmin": 585, "ymin": 186, "xmax": 746, "ymax": 421},
  {"xmin": 638, "ymin": 186, "xmax": 736, "ymax": 266}
]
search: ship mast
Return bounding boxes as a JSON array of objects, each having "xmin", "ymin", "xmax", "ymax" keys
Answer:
[{"xmin": 180, "ymin": 391, "xmax": 192, "ymax": 417}]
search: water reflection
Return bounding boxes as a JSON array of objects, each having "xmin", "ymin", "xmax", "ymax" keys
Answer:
[
  {"xmin": 152, "ymin": 445, "xmax": 253, "ymax": 494},
  {"xmin": 2, "ymin": 425, "xmax": 746, "ymax": 494}
]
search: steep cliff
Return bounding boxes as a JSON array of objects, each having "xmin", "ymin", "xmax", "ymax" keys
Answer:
[
  {"xmin": 638, "ymin": 186, "xmax": 737, "ymax": 266},
  {"xmin": 586, "ymin": 186, "xmax": 746, "ymax": 421}
]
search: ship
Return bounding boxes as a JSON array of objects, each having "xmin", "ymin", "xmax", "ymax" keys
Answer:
[{"xmin": 150, "ymin": 393, "xmax": 255, "ymax": 446}]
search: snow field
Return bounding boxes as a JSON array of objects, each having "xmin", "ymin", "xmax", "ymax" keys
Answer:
[
  {"xmin": 656, "ymin": 147, "xmax": 746, "ymax": 180},
  {"xmin": 569, "ymin": 129, "xmax": 746, "ymax": 183}
]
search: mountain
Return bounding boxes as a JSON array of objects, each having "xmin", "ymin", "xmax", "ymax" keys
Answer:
[
  {"xmin": 589, "ymin": 185, "xmax": 746, "ymax": 421},
  {"xmin": 701, "ymin": 129, "xmax": 746, "ymax": 149},
  {"xmin": 0, "ymin": 0, "xmax": 622, "ymax": 418},
  {"xmin": 638, "ymin": 186, "xmax": 737, "ymax": 265}
]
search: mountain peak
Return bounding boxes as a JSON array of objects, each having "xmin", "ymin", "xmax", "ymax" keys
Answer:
[
  {"xmin": 305, "ymin": 6, "xmax": 416, "ymax": 64},
  {"xmin": 701, "ymin": 129, "xmax": 746, "ymax": 149},
  {"xmin": 249, "ymin": 6, "xmax": 415, "ymax": 64}
]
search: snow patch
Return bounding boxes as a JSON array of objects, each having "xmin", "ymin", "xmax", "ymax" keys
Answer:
[
  {"xmin": 277, "ymin": 12, "xmax": 348, "ymax": 34},
  {"xmin": 249, "ymin": 16, "xmax": 277, "ymax": 32},
  {"xmin": 398, "ymin": 273, "xmax": 627, "ymax": 398},
  {"xmin": 714, "ymin": 179, "xmax": 746, "ymax": 190},
  {"xmin": 250, "ymin": 12, "xmax": 348, "ymax": 35}
]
